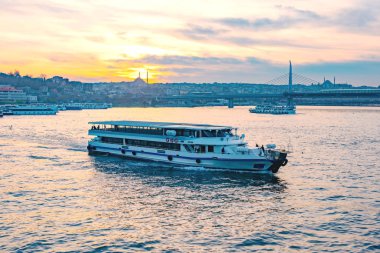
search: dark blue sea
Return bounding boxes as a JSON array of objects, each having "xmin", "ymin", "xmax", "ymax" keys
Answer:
[{"xmin": 0, "ymin": 106, "xmax": 379, "ymax": 252}]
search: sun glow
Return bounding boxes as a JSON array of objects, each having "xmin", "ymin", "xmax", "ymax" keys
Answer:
[{"xmin": 0, "ymin": 0, "xmax": 379, "ymax": 84}]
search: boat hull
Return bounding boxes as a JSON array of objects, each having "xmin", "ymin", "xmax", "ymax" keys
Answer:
[
  {"xmin": 88, "ymin": 142, "xmax": 285, "ymax": 173},
  {"xmin": 12, "ymin": 111, "xmax": 57, "ymax": 115}
]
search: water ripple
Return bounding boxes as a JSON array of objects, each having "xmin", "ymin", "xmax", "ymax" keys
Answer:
[{"xmin": 0, "ymin": 106, "xmax": 379, "ymax": 252}]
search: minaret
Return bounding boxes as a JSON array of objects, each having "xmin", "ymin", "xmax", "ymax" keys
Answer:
[
  {"xmin": 288, "ymin": 60, "xmax": 292, "ymax": 93},
  {"xmin": 146, "ymin": 70, "xmax": 149, "ymax": 84},
  {"xmin": 334, "ymin": 76, "xmax": 336, "ymax": 85},
  {"xmin": 139, "ymin": 72, "xmax": 140, "ymax": 79}
]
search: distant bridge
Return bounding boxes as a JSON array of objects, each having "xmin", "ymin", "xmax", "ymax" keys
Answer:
[
  {"xmin": 159, "ymin": 89, "xmax": 380, "ymax": 107},
  {"xmin": 157, "ymin": 62, "xmax": 380, "ymax": 107},
  {"xmin": 162, "ymin": 89, "xmax": 380, "ymax": 100}
]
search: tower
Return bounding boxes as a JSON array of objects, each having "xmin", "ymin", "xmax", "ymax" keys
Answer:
[
  {"xmin": 288, "ymin": 61, "xmax": 294, "ymax": 107},
  {"xmin": 288, "ymin": 60, "xmax": 292, "ymax": 93}
]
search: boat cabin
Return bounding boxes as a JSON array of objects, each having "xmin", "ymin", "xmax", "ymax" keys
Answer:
[
  {"xmin": 89, "ymin": 121, "xmax": 244, "ymax": 154},
  {"xmin": 89, "ymin": 121, "xmax": 236, "ymax": 138}
]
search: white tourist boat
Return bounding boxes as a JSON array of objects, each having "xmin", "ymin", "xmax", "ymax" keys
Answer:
[
  {"xmin": 11, "ymin": 105, "xmax": 58, "ymax": 115},
  {"xmin": 63, "ymin": 103, "xmax": 112, "ymax": 110},
  {"xmin": 249, "ymin": 104, "xmax": 296, "ymax": 115},
  {"xmin": 87, "ymin": 121, "xmax": 289, "ymax": 173}
]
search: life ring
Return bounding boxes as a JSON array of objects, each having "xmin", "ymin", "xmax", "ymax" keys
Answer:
[
  {"xmin": 281, "ymin": 159, "xmax": 288, "ymax": 166},
  {"xmin": 196, "ymin": 159, "xmax": 201, "ymax": 164},
  {"xmin": 132, "ymin": 151, "xmax": 136, "ymax": 156},
  {"xmin": 168, "ymin": 155, "xmax": 173, "ymax": 161}
]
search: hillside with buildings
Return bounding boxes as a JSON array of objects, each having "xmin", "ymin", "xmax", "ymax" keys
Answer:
[{"xmin": 0, "ymin": 71, "xmax": 378, "ymax": 106}]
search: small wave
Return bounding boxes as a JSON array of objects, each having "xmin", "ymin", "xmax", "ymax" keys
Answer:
[
  {"xmin": 28, "ymin": 155, "xmax": 59, "ymax": 161},
  {"xmin": 7, "ymin": 190, "xmax": 34, "ymax": 197},
  {"xmin": 179, "ymin": 166, "xmax": 208, "ymax": 171},
  {"xmin": 67, "ymin": 148, "xmax": 86, "ymax": 152},
  {"xmin": 36, "ymin": 146, "xmax": 58, "ymax": 150}
]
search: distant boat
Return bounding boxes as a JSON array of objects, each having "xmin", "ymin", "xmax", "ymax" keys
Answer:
[
  {"xmin": 57, "ymin": 105, "xmax": 67, "ymax": 111},
  {"xmin": 64, "ymin": 103, "xmax": 83, "ymax": 110},
  {"xmin": 63, "ymin": 103, "xmax": 112, "ymax": 110},
  {"xmin": 0, "ymin": 105, "xmax": 14, "ymax": 115},
  {"xmin": 249, "ymin": 104, "xmax": 296, "ymax": 115},
  {"xmin": 81, "ymin": 103, "xmax": 112, "ymax": 109},
  {"xmin": 3, "ymin": 109, "xmax": 13, "ymax": 115},
  {"xmin": 11, "ymin": 105, "xmax": 58, "ymax": 115}
]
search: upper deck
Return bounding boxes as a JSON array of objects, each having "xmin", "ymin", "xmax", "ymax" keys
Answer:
[
  {"xmin": 89, "ymin": 120, "xmax": 244, "ymax": 145},
  {"xmin": 89, "ymin": 121, "xmax": 233, "ymax": 131}
]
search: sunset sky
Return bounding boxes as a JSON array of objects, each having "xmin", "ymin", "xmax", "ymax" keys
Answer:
[{"xmin": 0, "ymin": 0, "xmax": 379, "ymax": 85}]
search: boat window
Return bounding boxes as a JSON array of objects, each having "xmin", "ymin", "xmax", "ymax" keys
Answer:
[
  {"xmin": 124, "ymin": 138, "xmax": 180, "ymax": 151},
  {"xmin": 201, "ymin": 130, "xmax": 214, "ymax": 137},
  {"xmin": 208, "ymin": 146, "xmax": 214, "ymax": 152},
  {"xmin": 103, "ymin": 126, "xmax": 163, "ymax": 135},
  {"xmin": 96, "ymin": 125, "xmax": 234, "ymax": 138},
  {"xmin": 101, "ymin": 137, "xmax": 123, "ymax": 144},
  {"xmin": 183, "ymin": 144, "xmax": 192, "ymax": 152},
  {"xmin": 254, "ymin": 164, "xmax": 265, "ymax": 169},
  {"xmin": 193, "ymin": 145, "xmax": 206, "ymax": 153}
]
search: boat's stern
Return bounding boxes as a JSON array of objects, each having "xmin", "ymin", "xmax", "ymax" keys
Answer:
[{"xmin": 266, "ymin": 149, "xmax": 288, "ymax": 173}]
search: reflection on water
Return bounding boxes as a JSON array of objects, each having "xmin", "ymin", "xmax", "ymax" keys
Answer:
[
  {"xmin": 0, "ymin": 106, "xmax": 379, "ymax": 252},
  {"xmin": 92, "ymin": 155, "xmax": 286, "ymax": 190}
]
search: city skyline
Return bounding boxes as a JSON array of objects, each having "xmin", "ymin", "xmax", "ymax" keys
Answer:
[{"xmin": 1, "ymin": 0, "xmax": 380, "ymax": 85}]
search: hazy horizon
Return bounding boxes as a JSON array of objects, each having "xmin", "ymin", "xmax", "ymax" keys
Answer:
[{"xmin": 1, "ymin": 0, "xmax": 380, "ymax": 86}]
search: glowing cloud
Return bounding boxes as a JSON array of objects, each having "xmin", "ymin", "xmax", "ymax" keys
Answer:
[{"xmin": 0, "ymin": 0, "xmax": 379, "ymax": 85}]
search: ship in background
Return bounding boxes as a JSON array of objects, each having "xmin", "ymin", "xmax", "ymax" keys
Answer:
[
  {"xmin": 62, "ymin": 102, "xmax": 112, "ymax": 110},
  {"xmin": 249, "ymin": 61, "xmax": 297, "ymax": 115},
  {"xmin": 7, "ymin": 105, "xmax": 58, "ymax": 115},
  {"xmin": 249, "ymin": 104, "xmax": 296, "ymax": 114},
  {"xmin": 0, "ymin": 102, "xmax": 112, "ymax": 116}
]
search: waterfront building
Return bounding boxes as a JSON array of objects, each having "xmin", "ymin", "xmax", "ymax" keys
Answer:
[{"xmin": 0, "ymin": 86, "xmax": 28, "ymax": 103}]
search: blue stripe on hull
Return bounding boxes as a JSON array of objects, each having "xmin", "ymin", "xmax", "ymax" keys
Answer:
[{"xmin": 90, "ymin": 145, "xmax": 270, "ymax": 163}]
